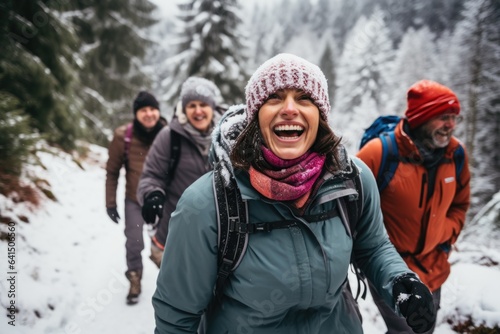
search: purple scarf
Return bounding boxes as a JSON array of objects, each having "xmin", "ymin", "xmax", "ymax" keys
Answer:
[{"xmin": 249, "ymin": 146, "xmax": 326, "ymax": 208}]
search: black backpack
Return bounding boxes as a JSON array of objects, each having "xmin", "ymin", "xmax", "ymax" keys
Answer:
[{"xmin": 210, "ymin": 160, "xmax": 367, "ymax": 307}]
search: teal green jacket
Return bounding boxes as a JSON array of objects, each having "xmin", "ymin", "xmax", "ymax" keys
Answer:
[{"xmin": 153, "ymin": 157, "xmax": 411, "ymax": 333}]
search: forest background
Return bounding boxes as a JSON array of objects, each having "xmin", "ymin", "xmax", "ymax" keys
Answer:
[
  {"xmin": 1, "ymin": 0, "xmax": 499, "ymax": 219},
  {"xmin": 0, "ymin": 0, "xmax": 499, "ymax": 332}
]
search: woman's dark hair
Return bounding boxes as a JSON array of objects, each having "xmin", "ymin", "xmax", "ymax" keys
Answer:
[{"xmin": 230, "ymin": 115, "xmax": 343, "ymax": 173}]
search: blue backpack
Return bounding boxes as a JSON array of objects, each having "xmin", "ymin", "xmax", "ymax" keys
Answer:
[{"xmin": 359, "ymin": 115, "xmax": 465, "ymax": 192}]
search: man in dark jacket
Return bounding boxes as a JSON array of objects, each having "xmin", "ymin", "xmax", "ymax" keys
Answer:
[{"xmin": 105, "ymin": 91, "xmax": 167, "ymax": 305}]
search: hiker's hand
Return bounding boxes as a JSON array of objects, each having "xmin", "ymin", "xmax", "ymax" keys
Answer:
[
  {"xmin": 106, "ymin": 207, "xmax": 120, "ymax": 224},
  {"xmin": 142, "ymin": 191, "xmax": 165, "ymax": 225},
  {"xmin": 393, "ymin": 273, "xmax": 436, "ymax": 333}
]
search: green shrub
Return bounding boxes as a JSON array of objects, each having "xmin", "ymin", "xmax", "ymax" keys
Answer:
[{"xmin": 0, "ymin": 91, "xmax": 38, "ymax": 177}]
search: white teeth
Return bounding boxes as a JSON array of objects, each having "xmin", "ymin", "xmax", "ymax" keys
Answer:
[
  {"xmin": 274, "ymin": 125, "xmax": 304, "ymax": 131},
  {"xmin": 279, "ymin": 136, "xmax": 300, "ymax": 141}
]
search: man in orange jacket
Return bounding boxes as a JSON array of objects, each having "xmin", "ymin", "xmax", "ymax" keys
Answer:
[{"xmin": 357, "ymin": 80, "xmax": 471, "ymax": 333}]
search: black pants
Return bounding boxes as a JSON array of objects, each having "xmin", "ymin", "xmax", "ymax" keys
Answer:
[{"xmin": 124, "ymin": 199, "xmax": 145, "ymax": 272}]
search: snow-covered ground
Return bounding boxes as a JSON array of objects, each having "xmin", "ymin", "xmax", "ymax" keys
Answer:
[{"xmin": 0, "ymin": 143, "xmax": 499, "ymax": 333}]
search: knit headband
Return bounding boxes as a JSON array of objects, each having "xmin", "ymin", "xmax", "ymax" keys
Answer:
[{"xmin": 245, "ymin": 53, "xmax": 330, "ymax": 122}]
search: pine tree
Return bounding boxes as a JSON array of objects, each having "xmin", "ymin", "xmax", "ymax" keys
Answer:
[
  {"xmin": 310, "ymin": 0, "xmax": 338, "ymax": 37},
  {"xmin": 334, "ymin": 8, "xmax": 395, "ymax": 150},
  {"xmin": 161, "ymin": 0, "xmax": 249, "ymax": 106},
  {"xmin": 416, "ymin": 0, "xmax": 465, "ymax": 37},
  {"xmin": 0, "ymin": 92, "xmax": 38, "ymax": 177},
  {"xmin": 248, "ymin": 2, "xmax": 284, "ymax": 69},
  {"xmin": 318, "ymin": 43, "xmax": 337, "ymax": 107},
  {"xmin": 452, "ymin": 0, "xmax": 500, "ymax": 212},
  {"xmin": 387, "ymin": 27, "xmax": 440, "ymax": 114},
  {"xmin": 336, "ymin": 9, "xmax": 394, "ymax": 112},
  {"xmin": 333, "ymin": 0, "xmax": 366, "ymax": 49},
  {"xmin": 378, "ymin": 0, "xmax": 418, "ymax": 44},
  {"xmin": 69, "ymin": 0, "xmax": 159, "ymax": 144},
  {"xmin": 146, "ymin": 15, "xmax": 177, "ymax": 113},
  {"xmin": 280, "ymin": 0, "xmax": 310, "ymax": 41},
  {"xmin": 0, "ymin": 0, "xmax": 159, "ymax": 149},
  {"xmin": 1, "ymin": 0, "xmax": 82, "ymax": 150}
]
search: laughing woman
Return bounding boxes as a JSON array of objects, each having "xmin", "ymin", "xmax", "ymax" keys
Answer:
[
  {"xmin": 137, "ymin": 76, "xmax": 222, "ymax": 268},
  {"xmin": 152, "ymin": 54, "xmax": 436, "ymax": 334}
]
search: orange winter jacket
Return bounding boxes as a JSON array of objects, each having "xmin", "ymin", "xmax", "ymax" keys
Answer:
[{"xmin": 357, "ymin": 120, "xmax": 470, "ymax": 291}]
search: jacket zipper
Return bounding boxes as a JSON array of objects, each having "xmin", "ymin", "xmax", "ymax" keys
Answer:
[
  {"xmin": 418, "ymin": 173, "xmax": 427, "ymax": 208},
  {"xmin": 415, "ymin": 173, "xmax": 429, "ymax": 257},
  {"xmin": 263, "ymin": 199, "xmax": 332, "ymax": 294},
  {"xmin": 258, "ymin": 179, "xmax": 352, "ymax": 295}
]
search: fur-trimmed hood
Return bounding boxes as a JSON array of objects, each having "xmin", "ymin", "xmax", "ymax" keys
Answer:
[{"xmin": 209, "ymin": 105, "xmax": 248, "ymax": 186}]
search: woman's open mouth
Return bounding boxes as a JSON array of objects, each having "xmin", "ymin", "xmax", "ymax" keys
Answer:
[{"xmin": 274, "ymin": 124, "xmax": 304, "ymax": 140}]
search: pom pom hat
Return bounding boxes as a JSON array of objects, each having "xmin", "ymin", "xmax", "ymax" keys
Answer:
[
  {"xmin": 245, "ymin": 53, "xmax": 330, "ymax": 122},
  {"xmin": 405, "ymin": 80, "xmax": 460, "ymax": 129},
  {"xmin": 133, "ymin": 91, "xmax": 160, "ymax": 114}
]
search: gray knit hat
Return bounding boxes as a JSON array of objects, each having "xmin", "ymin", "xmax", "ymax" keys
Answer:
[
  {"xmin": 245, "ymin": 53, "xmax": 330, "ymax": 122},
  {"xmin": 175, "ymin": 77, "xmax": 221, "ymax": 124},
  {"xmin": 180, "ymin": 77, "xmax": 220, "ymax": 110}
]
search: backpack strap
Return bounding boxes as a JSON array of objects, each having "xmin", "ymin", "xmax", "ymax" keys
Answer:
[
  {"xmin": 229, "ymin": 209, "xmax": 346, "ymax": 234},
  {"xmin": 453, "ymin": 144, "xmax": 465, "ymax": 188},
  {"xmin": 165, "ymin": 130, "xmax": 181, "ymax": 186},
  {"xmin": 211, "ymin": 162, "xmax": 249, "ymax": 307},
  {"xmin": 340, "ymin": 167, "xmax": 364, "ymax": 238},
  {"xmin": 210, "ymin": 161, "xmax": 367, "ymax": 306},
  {"xmin": 377, "ymin": 132, "xmax": 399, "ymax": 192},
  {"xmin": 123, "ymin": 122, "xmax": 133, "ymax": 170},
  {"xmin": 337, "ymin": 162, "xmax": 367, "ymax": 301},
  {"xmin": 378, "ymin": 133, "xmax": 465, "ymax": 191}
]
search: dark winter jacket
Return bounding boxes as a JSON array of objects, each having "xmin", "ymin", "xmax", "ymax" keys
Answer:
[
  {"xmin": 152, "ymin": 106, "xmax": 414, "ymax": 334},
  {"xmin": 105, "ymin": 119, "xmax": 167, "ymax": 208},
  {"xmin": 357, "ymin": 119, "xmax": 471, "ymax": 291},
  {"xmin": 137, "ymin": 117, "xmax": 212, "ymax": 247}
]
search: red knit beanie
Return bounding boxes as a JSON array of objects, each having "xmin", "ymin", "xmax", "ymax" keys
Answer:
[{"xmin": 405, "ymin": 80, "xmax": 460, "ymax": 129}]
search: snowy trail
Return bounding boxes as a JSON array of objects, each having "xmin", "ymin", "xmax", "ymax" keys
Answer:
[
  {"xmin": 0, "ymin": 145, "xmax": 157, "ymax": 333},
  {"xmin": 68, "ymin": 236, "xmax": 158, "ymax": 334},
  {"xmin": 43, "ymin": 145, "xmax": 159, "ymax": 334}
]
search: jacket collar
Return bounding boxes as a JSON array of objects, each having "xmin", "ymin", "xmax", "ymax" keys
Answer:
[{"xmin": 396, "ymin": 119, "xmax": 463, "ymax": 162}]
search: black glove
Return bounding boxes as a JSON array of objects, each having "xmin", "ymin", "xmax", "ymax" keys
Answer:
[
  {"xmin": 393, "ymin": 273, "xmax": 436, "ymax": 333},
  {"xmin": 106, "ymin": 207, "xmax": 120, "ymax": 224},
  {"xmin": 142, "ymin": 191, "xmax": 165, "ymax": 225}
]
